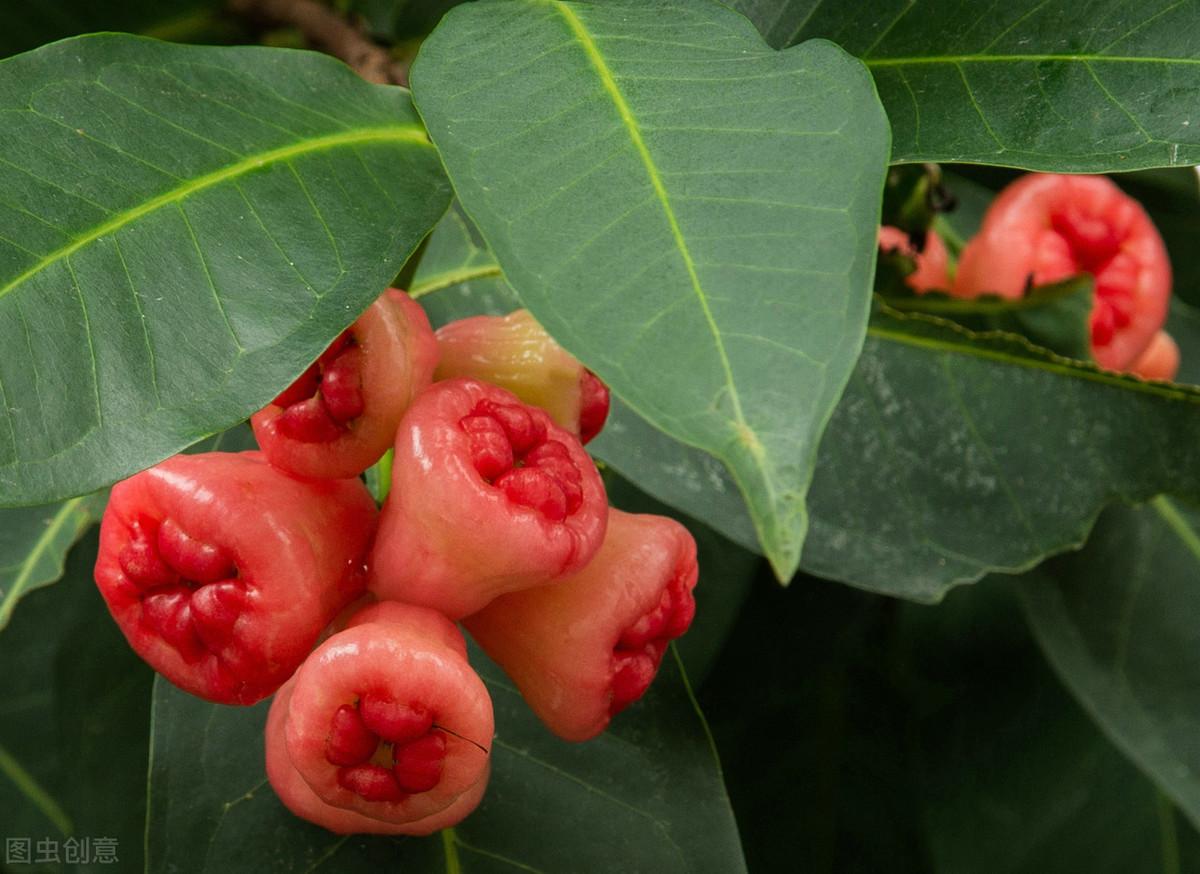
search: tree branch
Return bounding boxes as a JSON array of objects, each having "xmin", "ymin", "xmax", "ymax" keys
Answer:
[{"xmin": 228, "ymin": 0, "xmax": 407, "ymax": 85}]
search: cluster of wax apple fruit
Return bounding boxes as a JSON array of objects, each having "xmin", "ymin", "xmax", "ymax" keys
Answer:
[
  {"xmin": 93, "ymin": 291, "xmax": 699, "ymax": 836},
  {"xmin": 879, "ymin": 172, "xmax": 1180, "ymax": 381}
]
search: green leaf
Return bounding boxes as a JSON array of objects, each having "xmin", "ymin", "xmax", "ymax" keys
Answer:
[
  {"xmin": 703, "ymin": 567, "xmax": 1200, "ymax": 872},
  {"xmin": 409, "ymin": 203, "xmax": 509, "ymax": 308},
  {"xmin": 0, "ymin": 0, "xmax": 233, "ymax": 58},
  {"xmin": 147, "ymin": 647, "xmax": 746, "ymax": 872},
  {"xmin": 1020, "ymin": 498, "xmax": 1200, "ymax": 830},
  {"xmin": 907, "ymin": 582, "xmax": 1200, "ymax": 873},
  {"xmin": 0, "ymin": 530, "xmax": 154, "ymax": 867},
  {"xmin": 728, "ymin": 0, "xmax": 1200, "ymax": 171},
  {"xmin": 411, "ymin": 204, "xmax": 1200, "ymax": 605},
  {"xmin": 600, "ymin": 303, "xmax": 1200, "ymax": 602},
  {"xmin": 410, "ymin": 0, "xmax": 890, "ymax": 580},
  {"xmin": 0, "ymin": 494, "xmax": 105, "ymax": 630},
  {"xmin": 884, "ymin": 277, "xmax": 1096, "ymax": 361},
  {"xmin": 0, "ymin": 35, "xmax": 450, "ymax": 507},
  {"xmin": 351, "ymin": 0, "xmax": 469, "ymax": 41}
]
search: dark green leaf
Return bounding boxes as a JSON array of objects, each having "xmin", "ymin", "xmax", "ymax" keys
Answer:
[
  {"xmin": 409, "ymin": 203, "xmax": 510, "ymax": 314},
  {"xmin": 0, "ymin": 35, "xmax": 450, "ymax": 506},
  {"xmin": 702, "ymin": 571, "xmax": 1200, "ymax": 872},
  {"xmin": 601, "ymin": 304, "xmax": 1200, "ymax": 603},
  {"xmin": 411, "ymin": 0, "xmax": 891, "ymax": 580},
  {"xmin": 1020, "ymin": 498, "xmax": 1200, "ymax": 830},
  {"xmin": 728, "ymin": 0, "xmax": 1200, "ymax": 171},
  {"xmin": 351, "ymin": 0, "xmax": 468, "ymax": 41},
  {"xmin": 0, "ymin": 494, "xmax": 105, "ymax": 630},
  {"xmin": 883, "ymin": 277, "xmax": 1096, "ymax": 361},
  {"xmin": 0, "ymin": 0, "xmax": 234, "ymax": 59},
  {"xmin": 906, "ymin": 581, "xmax": 1200, "ymax": 873},
  {"xmin": 147, "ymin": 647, "xmax": 745, "ymax": 872},
  {"xmin": 0, "ymin": 530, "xmax": 154, "ymax": 871}
]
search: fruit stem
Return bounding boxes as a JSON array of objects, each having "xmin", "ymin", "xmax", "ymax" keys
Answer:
[{"xmin": 367, "ymin": 450, "xmax": 394, "ymax": 505}]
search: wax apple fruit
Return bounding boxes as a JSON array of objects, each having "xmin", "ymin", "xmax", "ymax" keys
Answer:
[
  {"xmin": 1128, "ymin": 330, "xmax": 1180, "ymax": 381},
  {"xmin": 94, "ymin": 452, "xmax": 377, "ymax": 705},
  {"xmin": 953, "ymin": 174, "xmax": 1172, "ymax": 370},
  {"xmin": 434, "ymin": 309, "xmax": 610, "ymax": 442},
  {"xmin": 253, "ymin": 289, "xmax": 438, "ymax": 479},
  {"xmin": 465, "ymin": 509, "xmax": 698, "ymax": 742},
  {"xmin": 369, "ymin": 378, "xmax": 607, "ymax": 618},
  {"xmin": 878, "ymin": 225, "xmax": 951, "ymax": 293},
  {"xmin": 267, "ymin": 602, "xmax": 493, "ymax": 832},
  {"xmin": 266, "ymin": 679, "xmax": 490, "ymax": 835}
]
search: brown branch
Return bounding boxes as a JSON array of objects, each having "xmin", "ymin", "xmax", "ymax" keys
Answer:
[{"xmin": 228, "ymin": 0, "xmax": 407, "ymax": 86}]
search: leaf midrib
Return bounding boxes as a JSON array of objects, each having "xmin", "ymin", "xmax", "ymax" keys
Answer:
[
  {"xmin": 0, "ymin": 495, "xmax": 90, "ymax": 629},
  {"xmin": 547, "ymin": 0, "xmax": 756, "ymax": 448},
  {"xmin": 0, "ymin": 126, "xmax": 430, "ymax": 301}
]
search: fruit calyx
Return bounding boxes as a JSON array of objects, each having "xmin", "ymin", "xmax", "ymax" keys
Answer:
[
  {"xmin": 118, "ymin": 516, "xmax": 244, "ymax": 659},
  {"xmin": 610, "ymin": 569, "xmax": 696, "ymax": 715},
  {"xmin": 460, "ymin": 399, "xmax": 584, "ymax": 521},
  {"xmin": 326, "ymin": 695, "xmax": 447, "ymax": 802},
  {"xmin": 1047, "ymin": 208, "xmax": 1137, "ymax": 350},
  {"xmin": 274, "ymin": 331, "xmax": 365, "ymax": 443}
]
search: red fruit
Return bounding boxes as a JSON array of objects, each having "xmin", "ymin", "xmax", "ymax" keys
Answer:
[
  {"xmin": 878, "ymin": 225, "xmax": 952, "ymax": 293},
  {"xmin": 465, "ymin": 509, "xmax": 698, "ymax": 742},
  {"xmin": 94, "ymin": 451, "xmax": 376, "ymax": 705},
  {"xmin": 253, "ymin": 289, "xmax": 439, "ymax": 479},
  {"xmin": 953, "ymin": 174, "xmax": 1172, "ymax": 370},
  {"xmin": 368, "ymin": 378, "xmax": 608, "ymax": 618},
  {"xmin": 275, "ymin": 602, "xmax": 492, "ymax": 829},
  {"xmin": 1128, "ymin": 330, "xmax": 1180, "ymax": 381},
  {"xmin": 434, "ymin": 309, "xmax": 611, "ymax": 443},
  {"xmin": 267, "ymin": 678, "xmax": 490, "ymax": 835}
]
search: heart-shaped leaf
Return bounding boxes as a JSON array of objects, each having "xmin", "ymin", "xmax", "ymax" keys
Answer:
[
  {"xmin": 0, "ymin": 494, "xmax": 105, "ymax": 630},
  {"xmin": 146, "ymin": 648, "xmax": 746, "ymax": 872},
  {"xmin": 729, "ymin": 0, "xmax": 1200, "ymax": 171},
  {"xmin": 410, "ymin": 0, "xmax": 890, "ymax": 580},
  {"xmin": 1020, "ymin": 498, "xmax": 1200, "ymax": 829},
  {"xmin": 0, "ymin": 34, "xmax": 450, "ymax": 506}
]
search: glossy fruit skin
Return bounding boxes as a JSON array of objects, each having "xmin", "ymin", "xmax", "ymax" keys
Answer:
[
  {"xmin": 252, "ymin": 289, "xmax": 438, "ymax": 479},
  {"xmin": 954, "ymin": 174, "xmax": 1172, "ymax": 370},
  {"xmin": 465, "ymin": 509, "xmax": 698, "ymax": 742},
  {"xmin": 434, "ymin": 309, "xmax": 611, "ymax": 443},
  {"xmin": 369, "ymin": 378, "xmax": 608, "ymax": 619},
  {"xmin": 94, "ymin": 451, "xmax": 377, "ymax": 705},
  {"xmin": 878, "ymin": 226, "xmax": 951, "ymax": 292},
  {"xmin": 273, "ymin": 602, "xmax": 493, "ymax": 830},
  {"xmin": 1128, "ymin": 330, "xmax": 1180, "ymax": 381},
  {"xmin": 266, "ymin": 678, "xmax": 490, "ymax": 835}
]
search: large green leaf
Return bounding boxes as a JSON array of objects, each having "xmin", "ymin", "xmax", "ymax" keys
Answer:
[
  {"xmin": 147, "ymin": 648, "xmax": 745, "ymax": 872},
  {"xmin": 703, "ymin": 571, "xmax": 1200, "ymax": 872},
  {"xmin": 410, "ymin": 0, "xmax": 890, "ymax": 580},
  {"xmin": 728, "ymin": 0, "xmax": 1200, "ymax": 171},
  {"xmin": 600, "ymin": 303, "xmax": 1200, "ymax": 602},
  {"xmin": 410, "ymin": 201, "xmax": 1200, "ymax": 604},
  {"xmin": 0, "ymin": 35, "xmax": 450, "ymax": 506},
  {"xmin": 0, "ymin": 530, "xmax": 154, "ymax": 870},
  {"xmin": 1020, "ymin": 498, "xmax": 1200, "ymax": 830},
  {"xmin": 0, "ymin": 494, "xmax": 105, "ymax": 630}
]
